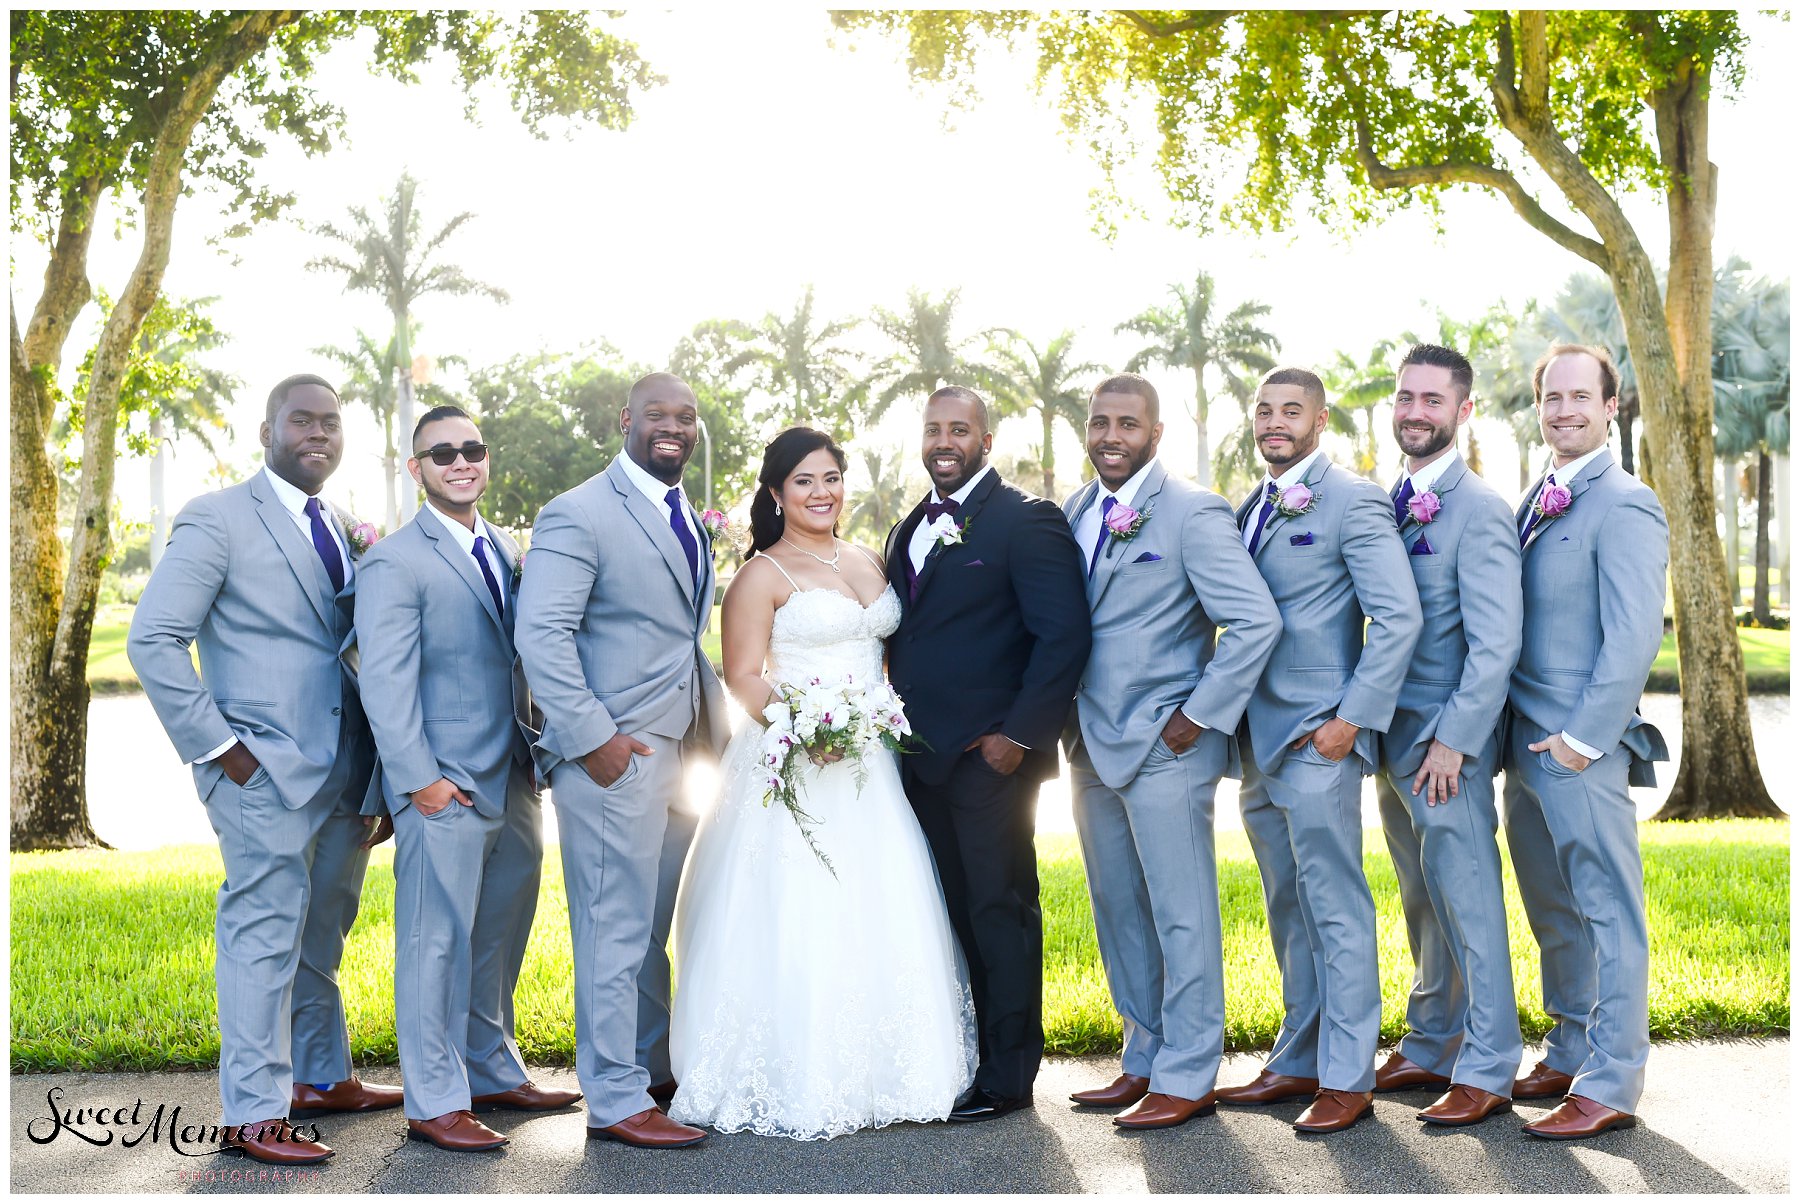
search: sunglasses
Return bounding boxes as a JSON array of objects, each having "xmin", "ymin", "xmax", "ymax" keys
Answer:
[{"xmin": 419, "ymin": 441, "xmax": 489, "ymax": 467}]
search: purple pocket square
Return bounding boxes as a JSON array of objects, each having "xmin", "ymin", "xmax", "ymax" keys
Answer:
[
  {"xmin": 1132, "ymin": 552, "xmax": 1163, "ymax": 563},
  {"xmin": 963, "ymin": 558, "xmax": 986, "ymax": 566},
  {"xmin": 1410, "ymin": 536, "xmax": 1435, "ymax": 556},
  {"xmin": 1289, "ymin": 532, "xmax": 1314, "ymax": 547}
]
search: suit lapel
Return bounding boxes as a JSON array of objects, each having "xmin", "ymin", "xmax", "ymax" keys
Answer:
[
  {"xmin": 1253, "ymin": 456, "xmax": 1328, "ymax": 561},
  {"xmin": 1090, "ymin": 461, "xmax": 1166, "ymax": 607},
  {"xmin": 608, "ymin": 458, "xmax": 698, "ymax": 607},
  {"xmin": 912, "ymin": 471, "xmax": 997, "ymax": 604},
  {"xmin": 421, "ymin": 511, "xmax": 507, "ymax": 640},
  {"xmin": 251, "ymin": 473, "xmax": 334, "ymax": 630},
  {"xmin": 1065, "ymin": 480, "xmax": 1104, "ymax": 608},
  {"xmin": 889, "ymin": 500, "xmax": 928, "ymax": 612},
  {"xmin": 490, "ymin": 522, "xmax": 523, "ymax": 645}
]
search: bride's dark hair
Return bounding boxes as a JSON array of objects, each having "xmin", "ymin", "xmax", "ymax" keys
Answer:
[{"xmin": 748, "ymin": 427, "xmax": 848, "ymax": 554}]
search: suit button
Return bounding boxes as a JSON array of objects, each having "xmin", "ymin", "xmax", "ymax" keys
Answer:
[
  {"xmin": 678, "ymin": 682, "xmax": 687, "ymax": 690},
  {"xmin": 331, "ymin": 707, "xmax": 341, "ymax": 716}
]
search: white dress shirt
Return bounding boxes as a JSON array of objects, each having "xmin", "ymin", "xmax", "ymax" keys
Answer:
[
  {"xmin": 195, "ymin": 467, "xmax": 355, "ymax": 766},
  {"xmin": 1401, "ymin": 447, "xmax": 1460, "ymax": 498},
  {"xmin": 421, "ymin": 498, "xmax": 506, "ymax": 588},
  {"xmin": 618, "ymin": 451, "xmax": 698, "ymax": 548},
  {"xmin": 1073, "ymin": 457, "xmax": 1157, "ymax": 558},
  {"xmin": 1242, "ymin": 447, "xmax": 1326, "ymax": 549},
  {"xmin": 907, "ymin": 464, "xmax": 993, "ymax": 575},
  {"xmin": 1528, "ymin": 444, "xmax": 1612, "ymax": 763}
]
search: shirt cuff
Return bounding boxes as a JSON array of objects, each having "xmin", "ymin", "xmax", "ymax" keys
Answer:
[
  {"xmin": 193, "ymin": 736, "xmax": 238, "ymax": 765},
  {"xmin": 1561, "ymin": 731, "xmax": 1606, "ymax": 761},
  {"xmin": 1000, "ymin": 734, "xmax": 1031, "ymax": 751},
  {"xmin": 1178, "ymin": 705, "xmax": 1209, "ymax": 731}
]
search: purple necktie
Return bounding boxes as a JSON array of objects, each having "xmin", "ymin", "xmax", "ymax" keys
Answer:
[
  {"xmin": 471, "ymin": 534, "xmax": 505, "ymax": 617},
  {"xmin": 1519, "ymin": 472, "xmax": 1555, "ymax": 548},
  {"xmin": 665, "ymin": 488, "xmax": 700, "ymax": 586},
  {"xmin": 1087, "ymin": 496, "xmax": 1117, "ymax": 579},
  {"xmin": 304, "ymin": 497, "xmax": 345, "ymax": 592},
  {"xmin": 1394, "ymin": 477, "xmax": 1415, "ymax": 529},
  {"xmin": 1245, "ymin": 482, "xmax": 1278, "ymax": 556}
]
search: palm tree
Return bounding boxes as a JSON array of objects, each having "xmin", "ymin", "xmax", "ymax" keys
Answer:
[
  {"xmin": 863, "ymin": 288, "xmax": 995, "ymax": 423},
  {"xmin": 315, "ymin": 328, "xmax": 402, "ymax": 529},
  {"xmin": 1712, "ymin": 264, "xmax": 1790, "ymax": 625},
  {"xmin": 1117, "ymin": 269, "xmax": 1280, "ymax": 488},
  {"xmin": 1321, "ymin": 341, "xmax": 1397, "ymax": 479},
  {"xmin": 842, "ymin": 446, "xmax": 920, "ymax": 548},
  {"xmin": 724, "ymin": 286, "xmax": 866, "ymax": 432},
  {"xmin": 310, "ymin": 171, "xmax": 508, "ymax": 519},
  {"xmin": 985, "ymin": 329, "xmax": 1106, "ymax": 498}
]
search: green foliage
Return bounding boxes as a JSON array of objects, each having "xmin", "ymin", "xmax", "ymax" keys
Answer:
[
  {"xmin": 985, "ymin": 329, "xmax": 1104, "ymax": 498},
  {"xmin": 863, "ymin": 287, "xmax": 1000, "ymax": 423},
  {"xmin": 67, "ymin": 293, "xmax": 237, "ymax": 459},
  {"xmin": 716, "ymin": 286, "xmax": 869, "ymax": 435},
  {"xmin": 666, "ymin": 320, "xmax": 765, "ymax": 514},
  {"xmin": 10, "ymin": 821, "xmax": 1788, "ymax": 1070},
  {"xmin": 835, "ymin": 12, "xmax": 1748, "ymax": 238},
  {"xmin": 468, "ymin": 350, "xmax": 636, "ymax": 531},
  {"xmin": 841, "ymin": 446, "xmax": 923, "ymax": 548},
  {"xmin": 11, "ymin": 12, "xmax": 660, "ymax": 242},
  {"xmin": 1712, "ymin": 263, "xmax": 1790, "ymax": 460}
]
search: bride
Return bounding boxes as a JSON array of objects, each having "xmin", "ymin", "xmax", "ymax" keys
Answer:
[{"xmin": 668, "ymin": 427, "xmax": 977, "ymax": 1140}]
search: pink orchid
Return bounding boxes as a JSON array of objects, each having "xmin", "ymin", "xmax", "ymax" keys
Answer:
[{"xmin": 1407, "ymin": 490, "xmax": 1442, "ymax": 524}]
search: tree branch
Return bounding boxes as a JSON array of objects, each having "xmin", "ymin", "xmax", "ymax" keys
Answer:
[
  {"xmin": 22, "ymin": 174, "xmax": 104, "ymax": 415},
  {"xmin": 1353, "ymin": 118, "xmax": 1608, "ymax": 268},
  {"xmin": 1113, "ymin": 10, "xmax": 1234, "ymax": 39}
]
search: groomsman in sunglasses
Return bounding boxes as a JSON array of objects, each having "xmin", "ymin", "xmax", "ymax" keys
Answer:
[
  {"xmin": 1503, "ymin": 344, "xmax": 1667, "ymax": 1139},
  {"xmin": 1217, "ymin": 366, "xmax": 1420, "ymax": 1133},
  {"xmin": 1371, "ymin": 345, "xmax": 1523, "ymax": 1128},
  {"xmin": 354, "ymin": 406, "xmax": 579, "ymax": 1151},
  {"xmin": 129, "ymin": 374, "xmax": 398, "ymax": 1164}
]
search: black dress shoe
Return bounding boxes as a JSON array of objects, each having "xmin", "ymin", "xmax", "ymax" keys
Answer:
[{"xmin": 949, "ymin": 1087, "xmax": 1033, "ymax": 1123}]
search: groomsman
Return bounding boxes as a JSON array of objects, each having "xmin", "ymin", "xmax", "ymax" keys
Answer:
[
  {"xmin": 1061, "ymin": 375, "xmax": 1279, "ymax": 1129},
  {"xmin": 1503, "ymin": 344, "xmax": 1668, "ymax": 1140},
  {"xmin": 1217, "ymin": 367, "xmax": 1421, "ymax": 1133},
  {"xmin": 1371, "ymin": 345, "xmax": 1524, "ymax": 1127},
  {"xmin": 129, "ymin": 375, "xmax": 400, "ymax": 1164},
  {"xmin": 516, "ymin": 372, "xmax": 730, "ymax": 1148},
  {"xmin": 354, "ymin": 407, "xmax": 580, "ymax": 1151}
]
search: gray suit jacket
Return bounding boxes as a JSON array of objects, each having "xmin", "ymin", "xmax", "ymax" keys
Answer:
[
  {"xmin": 514, "ymin": 456, "xmax": 730, "ymax": 774},
  {"xmin": 1379, "ymin": 457, "xmax": 1523, "ymax": 779},
  {"xmin": 1061, "ymin": 461, "xmax": 1281, "ymax": 789},
  {"xmin": 352, "ymin": 510, "xmax": 537, "ymax": 819},
  {"xmin": 127, "ymin": 472, "xmax": 376, "ymax": 810},
  {"xmin": 1235, "ymin": 457, "xmax": 1422, "ymax": 774},
  {"xmin": 1508, "ymin": 448, "xmax": 1669, "ymax": 785}
]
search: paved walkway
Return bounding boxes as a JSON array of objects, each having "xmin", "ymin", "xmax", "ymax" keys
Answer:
[{"xmin": 10, "ymin": 1041, "xmax": 1786, "ymax": 1194}]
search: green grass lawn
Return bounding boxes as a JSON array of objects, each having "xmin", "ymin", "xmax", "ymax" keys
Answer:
[
  {"xmin": 1648, "ymin": 626, "xmax": 1788, "ymax": 693},
  {"xmin": 11, "ymin": 821, "xmax": 1787, "ymax": 1072}
]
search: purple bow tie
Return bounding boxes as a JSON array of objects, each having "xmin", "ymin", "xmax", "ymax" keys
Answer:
[{"xmin": 924, "ymin": 498, "xmax": 960, "ymax": 524}]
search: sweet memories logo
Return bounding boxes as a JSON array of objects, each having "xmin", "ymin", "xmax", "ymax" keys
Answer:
[{"xmin": 25, "ymin": 1087, "xmax": 324, "ymax": 1157}]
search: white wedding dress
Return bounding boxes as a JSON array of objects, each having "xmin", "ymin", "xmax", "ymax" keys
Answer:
[{"xmin": 668, "ymin": 576, "xmax": 978, "ymax": 1140}]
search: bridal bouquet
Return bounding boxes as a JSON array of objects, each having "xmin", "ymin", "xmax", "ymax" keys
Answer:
[{"xmin": 759, "ymin": 674, "xmax": 913, "ymax": 875}]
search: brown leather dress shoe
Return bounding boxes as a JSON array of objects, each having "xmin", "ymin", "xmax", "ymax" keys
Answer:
[
  {"xmin": 222, "ymin": 1119, "xmax": 334, "ymax": 1165},
  {"xmin": 1114, "ymin": 1091, "xmax": 1217, "ymax": 1129},
  {"xmin": 290, "ymin": 1078, "xmax": 405, "ymax": 1118},
  {"xmin": 1512, "ymin": 1060, "xmax": 1575, "ymax": 1100},
  {"xmin": 1216, "ymin": 1070, "xmax": 1321, "ymax": 1106},
  {"xmin": 1373, "ymin": 1051, "xmax": 1451, "ymax": 1093},
  {"xmin": 1418, "ymin": 1084, "xmax": 1513, "ymax": 1127},
  {"xmin": 1522, "ymin": 1094, "xmax": 1637, "ymax": 1140},
  {"xmin": 471, "ymin": 1081, "xmax": 584, "ymax": 1112},
  {"xmin": 1070, "ymin": 1073, "xmax": 1150, "ymax": 1108},
  {"xmin": 648, "ymin": 1080, "xmax": 678, "ymax": 1108},
  {"xmin": 588, "ymin": 1107, "xmax": 707, "ymax": 1148},
  {"xmin": 407, "ymin": 1110, "xmax": 508, "ymax": 1151},
  {"xmin": 1293, "ymin": 1089, "xmax": 1375, "ymax": 1133}
]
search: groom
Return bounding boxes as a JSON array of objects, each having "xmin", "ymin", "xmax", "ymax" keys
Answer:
[
  {"xmin": 886, "ymin": 385, "xmax": 1091, "ymax": 1122},
  {"xmin": 515, "ymin": 371, "xmax": 730, "ymax": 1148}
]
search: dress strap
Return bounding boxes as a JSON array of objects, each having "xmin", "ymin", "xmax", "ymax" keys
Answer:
[
  {"xmin": 756, "ymin": 550, "xmax": 803, "ymax": 592},
  {"xmin": 850, "ymin": 543, "xmax": 884, "ymax": 573}
]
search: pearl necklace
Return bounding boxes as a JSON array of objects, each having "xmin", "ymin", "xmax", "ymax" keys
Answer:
[{"xmin": 780, "ymin": 536, "xmax": 842, "ymax": 573}]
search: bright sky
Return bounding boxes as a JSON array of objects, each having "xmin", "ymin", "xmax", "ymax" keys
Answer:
[{"xmin": 20, "ymin": 9, "xmax": 1797, "ymax": 526}]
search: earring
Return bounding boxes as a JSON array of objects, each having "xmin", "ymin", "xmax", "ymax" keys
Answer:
[{"xmin": 775, "ymin": 501, "xmax": 783, "ymax": 516}]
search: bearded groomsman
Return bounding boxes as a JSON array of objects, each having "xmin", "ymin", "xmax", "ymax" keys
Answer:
[
  {"xmin": 1061, "ymin": 375, "xmax": 1279, "ymax": 1129},
  {"xmin": 1369, "ymin": 346, "xmax": 1524, "ymax": 1128},
  {"xmin": 1216, "ymin": 367, "xmax": 1421, "ymax": 1134},
  {"xmin": 129, "ymin": 375, "xmax": 399, "ymax": 1164},
  {"xmin": 354, "ymin": 407, "xmax": 580, "ymax": 1152},
  {"xmin": 1504, "ymin": 344, "xmax": 1668, "ymax": 1140}
]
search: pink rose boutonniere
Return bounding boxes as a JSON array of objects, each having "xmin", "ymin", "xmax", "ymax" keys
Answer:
[
  {"xmin": 1407, "ymin": 490, "xmax": 1442, "ymax": 525},
  {"xmin": 700, "ymin": 509, "xmax": 730, "ymax": 543},
  {"xmin": 347, "ymin": 521, "xmax": 381, "ymax": 557},
  {"xmin": 1104, "ymin": 503, "xmax": 1151, "ymax": 544},
  {"xmin": 1534, "ymin": 482, "xmax": 1574, "ymax": 522},
  {"xmin": 1276, "ymin": 483, "xmax": 1319, "ymax": 518}
]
